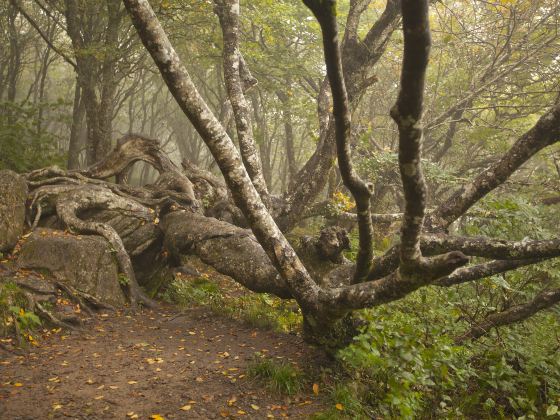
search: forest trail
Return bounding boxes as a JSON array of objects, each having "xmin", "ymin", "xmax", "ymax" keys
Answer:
[{"xmin": 0, "ymin": 305, "xmax": 327, "ymax": 419}]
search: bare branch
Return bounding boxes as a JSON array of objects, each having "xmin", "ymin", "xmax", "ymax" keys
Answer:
[
  {"xmin": 456, "ymin": 288, "xmax": 560, "ymax": 342},
  {"xmin": 304, "ymin": 0, "xmax": 375, "ymax": 282},
  {"xmin": 122, "ymin": 0, "xmax": 320, "ymax": 309},
  {"xmin": 434, "ymin": 258, "xmax": 545, "ymax": 287},
  {"xmin": 427, "ymin": 102, "xmax": 560, "ymax": 231},
  {"xmin": 214, "ymin": 0, "xmax": 270, "ymax": 202},
  {"xmin": 10, "ymin": 0, "xmax": 77, "ymax": 69}
]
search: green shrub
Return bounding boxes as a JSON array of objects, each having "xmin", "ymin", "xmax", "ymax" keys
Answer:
[{"xmin": 0, "ymin": 282, "xmax": 41, "ymax": 339}]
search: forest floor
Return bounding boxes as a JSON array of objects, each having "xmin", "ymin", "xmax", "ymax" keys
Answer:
[{"xmin": 0, "ymin": 302, "xmax": 332, "ymax": 419}]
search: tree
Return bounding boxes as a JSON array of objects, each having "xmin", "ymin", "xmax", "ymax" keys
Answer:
[{"xmin": 9, "ymin": 0, "xmax": 560, "ymax": 348}]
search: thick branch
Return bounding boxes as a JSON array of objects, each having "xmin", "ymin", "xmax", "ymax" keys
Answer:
[
  {"xmin": 427, "ymin": 103, "xmax": 560, "ymax": 231},
  {"xmin": 214, "ymin": 0, "xmax": 270, "ymax": 202},
  {"xmin": 123, "ymin": 0, "xmax": 320, "ymax": 311},
  {"xmin": 434, "ymin": 258, "xmax": 544, "ymax": 287},
  {"xmin": 457, "ymin": 288, "xmax": 560, "ymax": 342},
  {"xmin": 304, "ymin": 0, "xmax": 374, "ymax": 282},
  {"xmin": 390, "ymin": 0, "xmax": 430, "ymax": 266}
]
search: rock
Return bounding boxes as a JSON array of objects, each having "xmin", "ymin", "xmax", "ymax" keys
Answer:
[
  {"xmin": 16, "ymin": 229, "xmax": 126, "ymax": 306},
  {"xmin": 0, "ymin": 170, "xmax": 28, "ymax": 253}
]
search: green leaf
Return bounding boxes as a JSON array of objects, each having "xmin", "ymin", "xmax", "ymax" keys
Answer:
[{"xmin": 547, "ymin": 405, "xmax": 559, "ymax": 416}]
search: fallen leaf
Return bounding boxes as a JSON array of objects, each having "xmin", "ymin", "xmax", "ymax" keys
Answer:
[
  {"xmin": 13, "ymin": 383, "xmax": 23, "ymax": 387},
  {"xmin": 150, "ymin": 415, "xmax": 165, "ymax": 420},
  {"xmin": 251, "ymin": 404, "xmax": 260, "ymax": 411},
  {"xmin": 335, "ymin": 403, "xmax": 344, "ymax": 410},
  {"xmin": 180, "ymin": 405, "xmax": 192, "ymax": 411},
  {"xmin": 127, "ymin": 380, "xmax": 138, "ymax": 385},
  {"xmin": 313, "ymin": 383, "xmax": 319, "ymax": 395}
]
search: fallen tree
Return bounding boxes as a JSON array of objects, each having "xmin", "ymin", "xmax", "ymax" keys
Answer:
[{"xmin": 2, "ymin": 0, "xmax": 560, "ymax": 348}]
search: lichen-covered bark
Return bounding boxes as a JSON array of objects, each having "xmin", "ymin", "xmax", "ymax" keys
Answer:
[
  {"xmin": 304, "ymin": 0, "xmax": 375, "ymax": 283},
  {"xmin": 435, "ymin": 258, "xmax": 544, "ymax": 287},
  {"xmin": 122, "ymin": 0, "xmax": 321, "ymax": 312},
  {"xmin": 390, "ymin": 0, "xmax": 430, "ymax": 265},
  {"xmin": 162, "ymin": 211, "xmax": 291, "ymax": 298},
  {"xmin": 214, "ymin": 0, "xmax": 270, "ymax": 203}
]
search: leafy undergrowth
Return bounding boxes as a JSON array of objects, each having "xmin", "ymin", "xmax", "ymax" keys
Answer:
[
  {"xmin": 0, "ymin": 281, "xmax": 41, "ymax": 347},
  {"xmin": 161, "ymin": 272, "xmax": 301, "ymax": 333}
]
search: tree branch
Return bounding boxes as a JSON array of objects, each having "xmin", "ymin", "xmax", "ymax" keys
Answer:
[
  {"xmin": 10, "ymin": 0, "xmax": 77, "ymax": 69},
  {"xmin": 123, "ymin": 0, "xmax": 320, "ymax": 310},
  {"xmin": 434, "ymin": 258, "xmax": 545, "ymax": 287},
  {"xmin": 304, "ymin": 0, "xmax": 375, "ymax": 282},
  {"xmin": 427, "ymin": 102, "xmax": 560, "ymax": 231},
  {"xmin": 214, "ymin": 0, "xmax": 270, "ymax": 203},
  {"xmin": 456, "ymin": 288, "xmax": 560, "ymax": 342}
]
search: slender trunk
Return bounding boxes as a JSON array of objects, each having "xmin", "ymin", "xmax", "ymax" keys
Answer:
[{"xmin": 68, "ymin": 81, "xmax": 85, "ymax": 169}]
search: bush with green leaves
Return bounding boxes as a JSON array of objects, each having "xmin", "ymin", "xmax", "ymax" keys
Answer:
[
  {"xmin": 0, "ymin": 101, "xmax": 68, "ymax": 172},
  {"xmin": 0, "ymin": 281, "xmax": 41, "ymax": 337}
]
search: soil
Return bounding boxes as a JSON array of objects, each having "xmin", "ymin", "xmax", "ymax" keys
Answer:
[{"xmin": 0, "ymin": 305, "xmax": 330, "ymax": 419}]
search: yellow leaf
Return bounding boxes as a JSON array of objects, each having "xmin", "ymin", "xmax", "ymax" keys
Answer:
[
  {"xmin": 251, "ymin": 404, "xmax": 260, "ymax": 410},
  {"xmin": 313, "ymin": 383, "xmax": 319, "ymax": 395},
  {"xmin": 150, "ymin": 415, "xmax": 165, "ymax": 420},
  {"xmin": 335, "ymin": 403, "xmax": 344, "ymax": 410},
  {"xmin": 127, "ymin": 380, "xmax": 138, "ymax": 384},
  {"xmin": 180, "ymin": 405, "xmax": 192, "ymax": 411},
  {"xmin": 14, "ymin": 382, "xmax": 23, "ymax": 387}
]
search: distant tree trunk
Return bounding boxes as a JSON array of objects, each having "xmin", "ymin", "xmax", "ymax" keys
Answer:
[
  {"xmin": 68, "ymin": 80, "xmax": 85, "ymax": 169},
  {"xmin": 6, "ymin": 5, "xmax": 21, "ymax": 105},
  {"xmin": 277, "ymin": 80, "xmax": 297, "ymax": 185},
  {"xmin": 64, "ymin": 0, "xmax": 122, "ymax": 165}
]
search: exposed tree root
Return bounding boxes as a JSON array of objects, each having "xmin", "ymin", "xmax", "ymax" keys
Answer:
[
  {"xmin": 34, "ymin": 302, "xmax": 82, "ymax": 331},
  {"xmin": 55, "ymin": 186, "xmax": 156, "ymax": 308}
]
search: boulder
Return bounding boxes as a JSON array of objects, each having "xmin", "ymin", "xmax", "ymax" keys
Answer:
[
  {"xmin": 16, "ymin": 229, "xmax": 126, "ymax": 306},
  {"xmin": 0, "ymin": 170, "xmax": 28, "ymax": 253}
]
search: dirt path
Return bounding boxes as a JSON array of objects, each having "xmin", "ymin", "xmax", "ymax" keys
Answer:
[{"xmin": 0, "ymin": 306, "xmax": 328, "ymax": 419}]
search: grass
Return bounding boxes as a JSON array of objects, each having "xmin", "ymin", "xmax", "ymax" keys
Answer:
[
  {"xmin": 162, "ymin": 276, "xmax": 302, "ymax": 333},
  {"xmin": 247, "ymin": 354, "xmax": 305, "ymax": 395},
  {"xmin": 310, "ymin": 381, "xmax": 371, "ymax": 420},
  {"xmin": 162, "ymin": 276, "xmax": 222, "ymax": 307}
]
